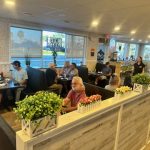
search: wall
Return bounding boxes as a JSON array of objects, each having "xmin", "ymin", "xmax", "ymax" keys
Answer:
[{"xmin": 0, "ymin": 17, "xmax": 99, "ymax": 72}]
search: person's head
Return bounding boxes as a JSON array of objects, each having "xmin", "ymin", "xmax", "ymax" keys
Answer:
[
  {"xmin": 137, "ymin": 56, "xmax": 142, "ymax": 63},
  {"xmin": 105, "ymin": 62, "xmax": 110, "ymax": 67},
  {"xmin": 49, "ymin": 63, "xmax": 56, "ymax": 70},
  {"xmin": 12, "ymin": 61, "xmax": 21, "ymax": 70},
  {"xmin": 71, "ymin": 76, "xmax": 84, "ymax": 92},
  {"xmin": 71, "ymin": 63, "xmax": 77, "ymax": 70},
  {"xmin": 64, "ymin": 61, "xmax": 70, "ymax": 68},
  {"xmin": 109, "ymin": 74, "xmax": 119, "ymax": 86}
]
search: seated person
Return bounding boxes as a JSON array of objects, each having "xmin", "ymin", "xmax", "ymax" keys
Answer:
[
  {"xmin": 62, "ymin": 77, "xmax": 86, "ymax": 113},
  {"xmin": 8, "ymin": 60, "xmax": 28, "ymax": 103},
  {"xmin": 61, "ymin": 61, "xmax": 71, "ymax": 77},
  {"xmin": 46, "ymin": 63, "xmax": 62, "ymax": 95},
  {"xmin": 12, "ymin": 61, "xmax": 28, "ymax": 85},
  {"xmin": 68, "ymin": 63, "xmax": 79, "ymax": 80},
  {"xmin": 95, "ymin": 62, "xmax": 112, "ymax": 86},
  {"xmin": 101, "ymin": 62, "xmax": 112, "ymax": 77},
  {"xmin": 105, "ymin": 74, "xmax": 119, "ymax": 91}
]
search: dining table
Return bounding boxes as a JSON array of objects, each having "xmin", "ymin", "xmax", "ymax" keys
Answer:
[
  {"xmin": 0, "ymin": 79, "xmax": 24, "ymax": 91},
  {"xmin": 0, "ymin": 79, "xmax": 25, "ymax": 110}
]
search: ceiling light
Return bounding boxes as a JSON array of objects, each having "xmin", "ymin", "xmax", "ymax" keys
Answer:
[
  {"xmin": 131, "ymin": 38, "xmax": 134, "ymax": 41},
  {"xmin": 131, "ymin": 30, "xmax": 136, "ymax": 35},
  {"xmin": 139, "ymin": 39, "xmax": 142, "ymax": 42},
  {"xmin": 5, "ymin": 0, "xmax": 15, "ymax": 6},
  {"xmin": 91, "ymin": 20, "xmax": 99, "ymax": 27},
  {"xmin": 114, "ymin": 26, "xmax": 121, "ymax": 31},
  {"xmin": 148, "ymin": 35, "xmax": 150, "ymax": 38}
]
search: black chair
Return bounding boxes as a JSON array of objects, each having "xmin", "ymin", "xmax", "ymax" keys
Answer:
[
  {"xmin": 110, "ymin": 65, "xmax": 116, "ymax": 74},
  {"xmin": 95, "ymin": 63, "xmax": 105, "ymax": 73},
  {"xmin": 77, "ymin": 66, "xmax": 88, "ymax": 82},
  {"xmin": 84, "ymin": 82, "xmax": 114, "ymax": 100},
  {"xmin": 21, "ymin": 67, "xmax": 48, "ymax": 97}
]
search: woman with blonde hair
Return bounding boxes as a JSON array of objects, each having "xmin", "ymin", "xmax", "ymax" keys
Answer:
[{"xmin": 105, "ymin": 74, "xmax": 119, "ymax": 91}]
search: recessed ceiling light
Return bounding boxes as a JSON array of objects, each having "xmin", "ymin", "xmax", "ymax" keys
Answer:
[
  {"xmin": 91, "ymin": 20, "xmax": 99, "ymax": 27},
  {"xmin": 131, "ymin": 38, "xmax": 134, "ymax": 41},
  {"xmin": 23, "ymin": 12, "xmax": 32, "ymax": 16},
  {"xmin": 5, "ymin": 0, "xmax": 15, "ymax": 6},
  {"xmin": 114, "ymin": 26, "xmax": 121, "ymax": 31},
  {"xmin": 148, "ymin": 35, "xmax": 150, "ymax": 38},
  {"xmin": 139, "ymin": 39, "xmax": 142, "ymax": 42},
  {"xmin": 131, "ymin": 30, "xmax": 136, "ymax": 35}
]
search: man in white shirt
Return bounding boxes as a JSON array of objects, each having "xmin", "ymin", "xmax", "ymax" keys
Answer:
[
  {"xmin": 11, "ymin": 61, "xmax": 28, "ymax": 102},
  {"xmin": 12, "ymin": 61, "xmax": 28, "ymax": 85}
]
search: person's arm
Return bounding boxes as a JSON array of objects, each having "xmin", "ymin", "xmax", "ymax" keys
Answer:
[
  {"xmin": 63, "ymin": 106, "xmax": 77, "ymax": 113},
  {"xmin": 142, "ymin": 64, "xmax": 145, "ymax": 73},
  {"xmin": 19, "ymin": 70, "xmax": 28, "ymax": 85}
]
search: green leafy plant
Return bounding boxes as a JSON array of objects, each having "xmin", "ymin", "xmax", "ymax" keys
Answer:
[
  {"xmin": 121, "ymin": 65, "xmax": 133, "ymax": 72},
  {"xmin": 14, "ymin": 91, "xmax": 62, "ymax": 121},
  {"xmin": 132, "ymin": 73, "xmax": 150, "ymax": 85}
]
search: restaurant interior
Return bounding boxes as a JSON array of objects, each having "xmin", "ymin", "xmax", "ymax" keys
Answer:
[{"xmin": 1, "ymin": 0, "xmax": 150, "ymax": 150}]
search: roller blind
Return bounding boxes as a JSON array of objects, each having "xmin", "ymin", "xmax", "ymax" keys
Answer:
[
  {"xmin": 10, "ymin": 26, "xmax": 42, "ymax": 57},
  {"xmin": 65, "ymin": 34, "xmax": 85, "ymax": 58}
]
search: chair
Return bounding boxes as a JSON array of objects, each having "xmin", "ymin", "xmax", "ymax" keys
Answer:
[
  {"xmin": 21, "ymin": 67, "xmax": 48, "ymax": 97},
  {"xmin": 77, "ymin": 66, "xmax": 88, "ymax": 82},
  {"xmin": 84, "ymin": 82, "xmax": 114, "ymax": 100}
]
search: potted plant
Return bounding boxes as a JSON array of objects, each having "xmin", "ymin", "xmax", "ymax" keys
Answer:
[
  {"xmin": 14, "ymin": 91, "xmax": 62, "ymax": 138},
  {"xmin": 115, "ymin": 86, "xmax": 132, "ymax": 99},
  {"xmin": 78, "ymin": 95, "xmax": 101, "ymax": 113},
  {"xmin": 132, "ymin": 73, "xmax": 150, "ymax": 93}
]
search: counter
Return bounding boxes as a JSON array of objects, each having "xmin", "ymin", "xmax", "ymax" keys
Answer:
[{"xmin": 16, "ymin": 90, "xmax": 150, "ymax": 150}]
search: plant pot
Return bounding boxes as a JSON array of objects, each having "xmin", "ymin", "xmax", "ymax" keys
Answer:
[
  {"xmin": 78, "ymin": 100, "xmax": 101, "ymax": 113},
  {"xmin": 22, "ymin": 115, "xmax": 58, "ymax": 138},
  {"xmin": 114, "ymin": 93, "xmax": 126, "ymax": 100},
  {"xmin": 133, "ymin": 83, "xmax": 149, "ymax": 93}
]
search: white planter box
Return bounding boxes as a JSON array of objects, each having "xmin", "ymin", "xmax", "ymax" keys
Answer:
[
  {"xmin": 133, "ymin": 83, "xmax": 149, "ymax": 93},
  {"xmin": 78, "ymin": 100, "xmax": 101, "ymax": 113},
  {"xmin": 115, "ymin": 91, "xmax": 132, "ymax": 100},
  {"xmin": 22, "ymin": 115, "xmax": 57, "ymax": 138}
]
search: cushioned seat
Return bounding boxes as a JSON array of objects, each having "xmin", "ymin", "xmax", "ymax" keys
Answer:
[
  {"xmin": 77, "ymin": 66, "xmax": 88, "ymax": 82},
  {"xmin": 84, "ymin": 82, "xmax": 114, "ymax": 100},
  {"xmin": 21, "ymin": 67, "xmax": 48, "ymax": 97}
]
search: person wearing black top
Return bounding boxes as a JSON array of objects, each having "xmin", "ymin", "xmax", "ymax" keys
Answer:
[
  {"xmin": 46, "ymin": 64, "xmax": 62, "ymax": 95},
  {"xmin": 133, "ymin": 56, "xmax": 145, "ymax": 75}
]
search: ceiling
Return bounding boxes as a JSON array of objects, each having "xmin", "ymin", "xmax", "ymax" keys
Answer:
[{"xmin": 1, "ymin": 0, "xmax": 150, "ymax": 43}]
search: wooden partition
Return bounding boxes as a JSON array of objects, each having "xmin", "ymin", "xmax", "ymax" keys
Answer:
[{"xmin": 16, "ymin": 91, "xmax": 150, "ymax": 150}]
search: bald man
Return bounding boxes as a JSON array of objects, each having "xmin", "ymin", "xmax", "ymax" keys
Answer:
[{"xmin": 46, "ymin": 63, "xmax": 62, "ymax": 95}]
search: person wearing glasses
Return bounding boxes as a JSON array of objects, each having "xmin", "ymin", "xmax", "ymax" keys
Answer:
[{"xmin": 62, "ymin": 76, "xmax": 86, "ymax": 113}]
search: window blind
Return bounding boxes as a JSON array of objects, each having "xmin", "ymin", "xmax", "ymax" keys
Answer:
[{"xmin": 10, "ymin": 26, "xmax": 42, "ymax": 58}]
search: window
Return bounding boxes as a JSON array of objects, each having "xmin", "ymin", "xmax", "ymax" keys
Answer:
[
  {"xmin": 42, "ymin": 31, "xmax": 85, "ymax": 67},
  {"xmin": 116, "ymin": 42, "xmax": 127, "ymax": 60},
  {"xmin": 128, "ymin": 44, "xmax": 138, "ymax": 59},
  {"xmin": 10, "ymin": 26, "xmax": 42, "ymax": 57},
  {"xmin": 10, "ymin": 28, "xmax": 86, "ymax": 68},
  {"xmin": 143, "ymin": 45, "xmax": 150, "ymax": 61}
]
